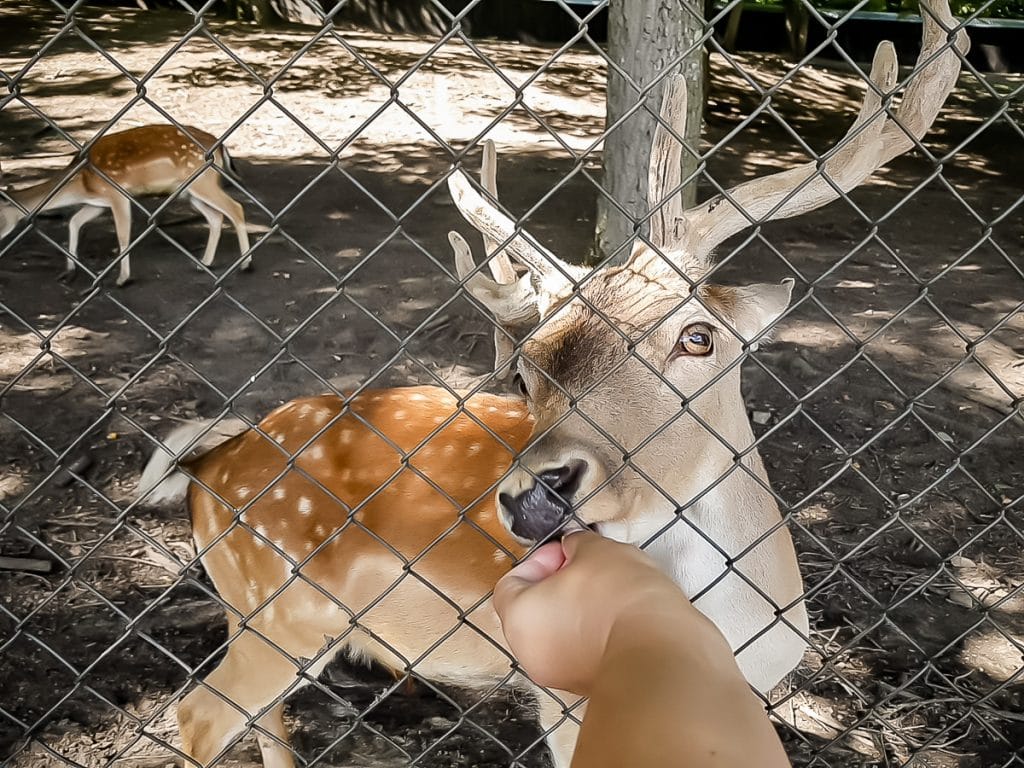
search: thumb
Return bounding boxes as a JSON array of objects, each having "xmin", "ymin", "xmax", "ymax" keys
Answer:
[{"xmin": 493, "ymin": 541, "xmax": 565, "ymax": 614}]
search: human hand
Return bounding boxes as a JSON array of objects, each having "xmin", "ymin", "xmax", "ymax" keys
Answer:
[{"xmin": 493, "ymin": 531, "xmax": 719, "ymax": 695}]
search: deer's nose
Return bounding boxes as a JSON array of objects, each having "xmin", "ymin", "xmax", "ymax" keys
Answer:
[{"xmin": 499, "ymin": 460, "xmax": 588, "ymax": 542}]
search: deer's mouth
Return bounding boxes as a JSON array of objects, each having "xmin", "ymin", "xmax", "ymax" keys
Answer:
[{"xmin": 532, "ymin": 517, "xmax": 598, "ymax": 546}]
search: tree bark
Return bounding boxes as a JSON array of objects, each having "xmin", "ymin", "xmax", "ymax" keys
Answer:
[
  {"xmin": 597, "ymin": 0, "xmax": 704, "ymax": 263},
  {"xmin": 223, "ymin": 0, "xmax": 449, "ymax": 32}
]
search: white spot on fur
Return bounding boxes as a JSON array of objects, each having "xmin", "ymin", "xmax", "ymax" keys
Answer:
[
  {"xmin": 272, "ymin": 432, "xmax": 287, "ymax": 444},
  {"xmin": 300, "ymin": 404, "xmax": 315, "ymax": 417},
  {"xmin": 339, "ymin": 430, "xmax": 353, "ymax": 445},
  {"xmin": 432, "ymin": 415, "xmax": 445, "ymax": 425},
  {"xmin": 492, "ymin": 550, "xmax": 507, "ymax": 564},
  {"xmin": 304, "ymin": 541, "xmax": 314, "ymax": 553},
  {"xmin": 237, "ymin": 485, "xmax": 252, "ymax": 500},
  {"xmin": 468, "ymin": 442, "xmax": 482, "ymax": 455},
  {"xmin": 273, "ymin": 487, "xmax": 287, "ymax": 501},
  {"xmin": 394, "ymin": 409, "xmax": 407, "ymax": 420},
  {"xmin": 298, "ymin": 496, "xmax": 312, "ymax": 515},
  {"xmin": 314, "ymin": 524, "xmax": 327, "ymax": 537},
  {"xmin": 313, "ymin": 411, "xmax": 329, "ymax": 426},
  {"xmin": 220, "ymin": 470, "xmax": 230, "ymax": 484},
  {"xmin": 409, "ymin": 392, "xmax": 427, "ymax": 402},
  {"xmin": 340, "ymin": 469, "xmax": 352, "ymax": 482},
  {"xmin": 488, "ymin": 406, "xmax": 499, "ymax": 413},
  {"xmin": 310, "ymin": 445, "xmax": 325, "ymax": 460},
  {"xmin": 444, "ymin": 444, "xmax": 456, "ymax": 457}
]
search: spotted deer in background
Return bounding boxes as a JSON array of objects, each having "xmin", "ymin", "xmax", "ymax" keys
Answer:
[
  {"xmin": 138, "ymin": 3, "xmax": 967, "ymax": 765},
  {"xmin": 0, "ymin": 124, "xmax": 255, "ymax": 285}
]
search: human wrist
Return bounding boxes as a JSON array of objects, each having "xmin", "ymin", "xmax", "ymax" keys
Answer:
[{"xmin": 599, "ymin": 600, "xmax": 745, "ymax": 683}]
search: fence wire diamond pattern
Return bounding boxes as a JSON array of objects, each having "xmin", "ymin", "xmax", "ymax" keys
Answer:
[{"xmin": 1, "ymin": 0, "xmax": 1022, "ymax": 767}]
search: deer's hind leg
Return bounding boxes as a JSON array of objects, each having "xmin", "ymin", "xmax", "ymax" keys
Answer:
[
  {"xmin": 188, "ymin": 196, "xmax": 224, "ymax": 268},
  {"xmin": 189, "ymin": 171, "xmax": 251, "ymax": 271}
]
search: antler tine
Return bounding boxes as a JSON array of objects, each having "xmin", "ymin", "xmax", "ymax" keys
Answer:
[
  {"xmin": 449, "ymin": 231, "xmax": 537, "ymax": 325},
  {"xmin": 447, "ymin": 170, "xmax": 581, "ymax": 296},
  {"xmin": 480, "ymin": 140, "xmax": 517, "ymax": 285},
  {"xmin": 478, "ymin": 141, "xmax": 518, "ymax": 377},
  {"xmin": 679, "ymin": 0, "xmax": 967, "ymax": 262},
  {"xmin": 647, "ymin": 75, "xmax": 690, "ymax": 250},
  {"xmin": 878, "ymin": 0, "xmax": 966, "ymax": 160}
]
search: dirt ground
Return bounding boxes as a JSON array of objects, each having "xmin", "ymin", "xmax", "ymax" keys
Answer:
[{"xmin": 1, "ymin": 2, "xmax": 1022, "ymax": 767}]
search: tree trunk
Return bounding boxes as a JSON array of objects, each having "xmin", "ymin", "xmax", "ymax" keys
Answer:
[
  {"xmin": 596, "ymin": 0, "xmax": 704, "ymax": 263},
  {"xmin": 223, "ymin": 0, "xmax": 449, "ymax": 32},
  {"xmin": 225, "ymin": 0, "xmax": 275, "ymax": 25}
]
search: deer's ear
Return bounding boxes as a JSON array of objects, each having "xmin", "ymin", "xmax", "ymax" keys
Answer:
[{"xmin": 729, "ymin": 279, "xmax": 794, "ymax": 343}]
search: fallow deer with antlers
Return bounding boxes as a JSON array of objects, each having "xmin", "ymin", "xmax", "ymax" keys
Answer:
[
  {"xmin": 138, "ymin": 3, "xmax": 967, "ymax": 764},
  {"xmin": 0, "ymin": 124, "xmax": 254, "ymax": 286}
]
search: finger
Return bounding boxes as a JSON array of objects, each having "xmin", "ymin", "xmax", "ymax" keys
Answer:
[
  {"xmin": 512, "ymin": 541, "xmax": 567, "ymax": 583},
  {"xmin": 560, "ymin": 528, "xmax": 601, "ymax": 564},
  {"xmin": 493, "ymin": 542, "xmax": 565, "ymax": 617}
]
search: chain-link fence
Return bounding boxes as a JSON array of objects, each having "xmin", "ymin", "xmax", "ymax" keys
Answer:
[{"xmin": 1, "ymin": 0, "xmax": 1022, "ymax": 766}]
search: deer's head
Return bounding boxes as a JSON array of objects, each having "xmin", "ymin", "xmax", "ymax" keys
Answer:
[{"xmin": 449, "ymin": 0, "xmax": 967, "ymax": 544}]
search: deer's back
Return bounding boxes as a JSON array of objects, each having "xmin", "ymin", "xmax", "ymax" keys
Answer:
[{"xmin": 186, "ymin": 387, "xmax": 533, "ymax": 619}]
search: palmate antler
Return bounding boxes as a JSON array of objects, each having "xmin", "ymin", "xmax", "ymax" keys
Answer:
[
  {"xmin": 449, "ymin": 0, "xmax": 968, "ymax": 313},
  {"xmin": 665, "ymin": 0, "xmax": 969, "ymax": 266}
]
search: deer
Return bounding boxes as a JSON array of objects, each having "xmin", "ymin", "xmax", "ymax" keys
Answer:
[
  {"xmin": 137, "ymin": 3, "xmax": 966, "ymax": 765},
  {"xmin": 0, "ymin": 123, "xmax": 254, "ymax": 286}
]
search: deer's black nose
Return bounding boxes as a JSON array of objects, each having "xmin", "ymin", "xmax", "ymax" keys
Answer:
[{"xmin": 499, "ymin": 461, "xmax": 588, "ymax": 542}]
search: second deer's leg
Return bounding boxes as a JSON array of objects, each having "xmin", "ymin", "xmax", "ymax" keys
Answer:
[
  {"xmin": 64, "ymin": 204, "xmax": 104, "ymax": 279},
  {"xmin": 108, "ymin": 194, "xmax": 133, "ymax": 287},
  {"xmin": 190, "ymin": 174, "xmax": 251, "ymax": 271},
  {"xmin": 188, "ymin": 196, "xmax": 224, "ymax": 268}
]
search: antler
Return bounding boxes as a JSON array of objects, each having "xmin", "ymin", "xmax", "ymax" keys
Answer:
[
  {"xmin": 449, "ymin": 231, "xmax": 537, "ymax": 323},
  {"xmin": 447, "ymin": 159, "xmax": 583, "ymax": 300},
  {"xmin": 449, "ymin": 143, "xmax": 544, "ymax": 339},
  {"xmin": 478, "ymin": 141, "xmax": 519, "ymax": 376},
  {"xmin": 479, "ymin": 141, "xmax": 517, "ymax": 286},
  {"xmin": 644, "ymin": 0, "xmax": 968, "ymax": 270},
  {"xmin": 648, "ymin": 75, "xmax": 690, "ymax": 251}
]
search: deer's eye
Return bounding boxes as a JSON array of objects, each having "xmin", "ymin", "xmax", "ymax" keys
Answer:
[{"xmin": 677, "ymin": 323, "xmax": 714, "ymax": 357}]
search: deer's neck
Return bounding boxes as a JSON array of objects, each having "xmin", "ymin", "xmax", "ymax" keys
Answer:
[
  {"xmin": 646, "ymin": 446, "xmax": 786, "ymax": 587},
  {"xmin": 643, "ymin": 445, "xmax": 807, "ymax": 691}
]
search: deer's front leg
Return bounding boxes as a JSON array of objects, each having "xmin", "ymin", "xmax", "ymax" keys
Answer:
[{"xmin": 535, "ymin": 686, "xmax": 584, "ymax": 768}]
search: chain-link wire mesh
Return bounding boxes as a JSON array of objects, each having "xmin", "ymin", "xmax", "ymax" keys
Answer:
[{"xmin": 1, "ymin": 0, "xmax": 1022, "ymax": 766}]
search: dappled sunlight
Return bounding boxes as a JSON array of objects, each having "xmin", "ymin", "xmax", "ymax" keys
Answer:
[
  {"xmin": 947, "ymin": 554, "xmax": 1024, "ymax": 615},
  {"xmin": 774, "ymin": 312, "xmax": 1022, "ymax": 419},
  {"xmin": 0, "ymin": 325, "xmax": 99, "ymax": 391},
  {"xmin": 0, "ymin": 471, "xmax": 29, "ymax": 503},
  {"xmin": 959, "ymin": 628, "xmax": 1024, "ymax": 683}
]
